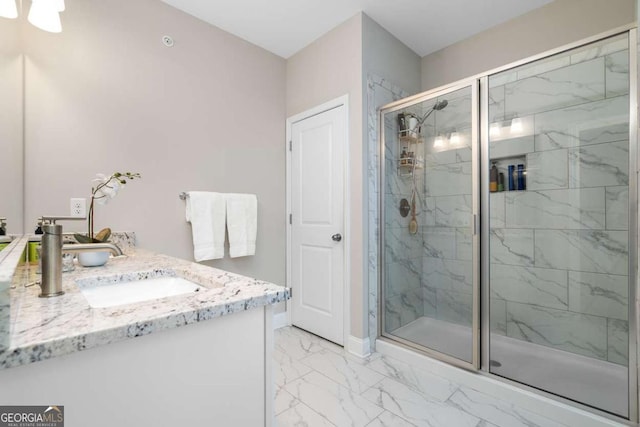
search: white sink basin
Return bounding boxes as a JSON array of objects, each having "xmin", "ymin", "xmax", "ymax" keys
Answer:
[{"xmin": 78, "ymin": 276, "xmax": 202, "ymax": 308}]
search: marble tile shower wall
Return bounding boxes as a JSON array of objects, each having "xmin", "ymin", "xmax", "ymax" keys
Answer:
[
  {"xmin": 487, "ymin": 37, "xmax": 630, "ymax": 365},
  {"xmin": 419, "ymin": 87, "xmax": 476, "ymax": 331},
  {"xmin": 383, "ymin": 97, "xmax": 426, "ymax": 334},
  {"xmin": 366, "ymin": 75, "xmax": 408, "ymax": 346}
]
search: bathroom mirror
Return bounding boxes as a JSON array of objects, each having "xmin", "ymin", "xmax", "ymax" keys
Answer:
[{"xmin": 0, "ymin": 15, "xmax": 24, "ymax": 236}]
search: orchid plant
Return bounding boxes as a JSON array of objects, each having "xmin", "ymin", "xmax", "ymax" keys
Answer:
[{"xmin": 74, "ymin": 172, "xmax": 141, "ymax": 244}]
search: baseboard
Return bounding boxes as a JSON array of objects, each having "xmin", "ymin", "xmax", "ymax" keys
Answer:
[
  {"xmin": 273, "ymin": 311, "xmax": 289, "ymax": 330},
  {"xmin": 347, "ymin": 335, "xmax": 371, "ymax": 358}
]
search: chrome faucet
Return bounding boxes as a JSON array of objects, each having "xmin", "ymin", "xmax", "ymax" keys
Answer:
[
  {"xmin": 0, "ymin": 217, "xmax": 6, "ymax": 236},
  {"xmin": 39, "ymin": 216, "xmax": 123, "ymax": 298}
]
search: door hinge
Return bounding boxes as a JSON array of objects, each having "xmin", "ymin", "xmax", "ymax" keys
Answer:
[
  {"xmin": 289, "ymin": 214, "xmax": 292, "ymax": 224},
  {"xmin": 289, "ymin": 140, "xmax": 292, "ymax": 151}
]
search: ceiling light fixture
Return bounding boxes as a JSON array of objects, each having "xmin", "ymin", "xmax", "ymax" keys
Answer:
[
  {"xmin": 28, "ymin": 0, "xmax": 63, "ymax": 33},
  {"xmin": 0, "ymin": 0, "xmax": 17, "ymax": 19},
  {"xmin": 450, "ymin": 131, "xmax": 461, "ymax": 146},
  {"xmin": 489, "ymin": 122, "xmax": 501, "ymax": 138},
  {"xmin": 433, "ymin": 135, "xmax": 446, "ymax": 149}
]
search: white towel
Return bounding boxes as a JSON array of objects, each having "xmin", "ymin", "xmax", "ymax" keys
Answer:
[
  {"xmin": 225, "ymin": 193, "xmax": 257, "ymax": 258},
  {"xmin": 185, "ymin": 191, "xmax": 226, "ymax": 262}
]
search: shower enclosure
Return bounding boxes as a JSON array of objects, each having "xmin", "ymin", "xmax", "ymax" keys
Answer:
[{"xmin": 379, "ymin": 29, "xmax": 636, "ymax": 421}]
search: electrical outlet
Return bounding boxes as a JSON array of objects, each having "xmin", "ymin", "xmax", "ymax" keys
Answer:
[{"xmin": 70, "ymin": 198, "xmax": 86, "ymax": 218}]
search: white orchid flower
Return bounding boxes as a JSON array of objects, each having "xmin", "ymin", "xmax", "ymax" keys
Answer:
[{"xmin": 92, "ymin": 173, "xmax": 121, "ymax": 205}]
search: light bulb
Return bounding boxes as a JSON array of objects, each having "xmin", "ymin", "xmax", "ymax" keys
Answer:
[
  {"xmin": 28, "ymin": 0, "xmax": 62, "ymax": 33},
  {"xmin": 0, "ymin": 0, "xmax": 17, "ymax": 19},
  {"xmin": 511, "ymin": 117, "xmax": 523, "ymax": 134},
  {"xmin": 450, "ymin": 132, "xmax": 461, "ymax": 146},
  {"xmin": 434, "ymin": 135, "xmax": 445, "ymax": 149},
  {"xmin": 490, "ymin": 123, "xmax": 501, "ymax": 137},
  {"xmin": 54, "ymin": 0, "xmax": 65, "ymax": 12}
]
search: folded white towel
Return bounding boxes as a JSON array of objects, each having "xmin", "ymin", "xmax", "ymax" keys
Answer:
[
  {"xmin": 185, "ymin": 191, "xmax": 226, "ymax": 262},
  {"xmin": 225, "ymin": 193, "xmax": 257, "ymax": 258}
]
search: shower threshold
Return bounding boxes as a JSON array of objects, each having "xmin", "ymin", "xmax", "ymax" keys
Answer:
[{"xmin": 391, "ymin": 316, "xmax": 627, "ymax": 417}]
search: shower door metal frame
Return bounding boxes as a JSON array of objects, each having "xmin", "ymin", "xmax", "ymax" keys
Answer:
[
  {"xmin": 378, "ymin": 24, "xmax": 638, "ymax": 423},
  {"xmin": 378, "ymin": 79, "xmax": 481, "ymax": 371}
]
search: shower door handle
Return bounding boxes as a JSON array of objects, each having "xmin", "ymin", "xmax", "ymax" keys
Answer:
[
  {"xmin": 332, "ymin": 233, "xmax": 342, "ymax": 242},
  {"xmin": 473, "ymin": 214, "xmax": 479, "ymax": 235}
]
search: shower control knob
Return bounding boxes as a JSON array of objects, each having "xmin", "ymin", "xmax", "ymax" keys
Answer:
[{"xmin": 331, "ymin": 233, "xmax": 342, "ymax": 242}]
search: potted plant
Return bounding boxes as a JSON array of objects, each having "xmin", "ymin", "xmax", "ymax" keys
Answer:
[{"xmin": 74, "ymin": 171, "xmax": 141, "ymax": 266}]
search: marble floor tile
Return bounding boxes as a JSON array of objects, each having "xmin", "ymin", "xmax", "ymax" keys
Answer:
[
  {"xmin": 274, "ymin": 385, "xmax": 299, "ymax": 415},
  {"xmin": 299, "ymin": 349, "xmax": 385, "ymax": 393},
  {"xmin": 275, "ymin": 326, "xmax": 341, "ymax": 360},
  {"xmin": 367, "ymin": 410, "xmax": 417, "ymax": 427},
  {"xmin": 448, "ymin": 386, "xmax": 567, "ymax": 427},
  {"xmin": 362, "ymin": 377, "xmax": 480, "ymax": 427},
  {"xmin": 365, "ymin": 356, "xmax": 457, "ymax": 401},
  {"xmin": 285, "ymin": 371, "xmax": 384, "ymax": 427},
  {"xmin": 274, "ymin": 348, "xmax": 314, "ymax": 387},
  {"xmin": 275, "ymin": 400, "xmax": 336, "ymax": 427}
]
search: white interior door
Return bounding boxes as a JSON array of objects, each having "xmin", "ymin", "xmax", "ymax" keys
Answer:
[{"xmin": 290, "ymin": 105, "xmax": 346, "ymax": 345}]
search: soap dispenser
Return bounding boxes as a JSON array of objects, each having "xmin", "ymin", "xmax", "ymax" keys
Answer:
[{"xmin": 490, "ymin": 162, "xmax": 498, "ymax": 192}]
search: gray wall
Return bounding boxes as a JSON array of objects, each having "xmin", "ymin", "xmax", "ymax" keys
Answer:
[
  {"xmin": 0, "ymin": 14, "xmax": 23, "ymax": 235},
  {"xmin": 23, "ymin": 0, "xmax": 287, "ymax": 286},
  {"xmin": 421, "ymin": 0, "xmax": 635, "ymax": 91},
  {"xmin": 286, "ymin": 13, "xmax": 365, "ymax": 338}
]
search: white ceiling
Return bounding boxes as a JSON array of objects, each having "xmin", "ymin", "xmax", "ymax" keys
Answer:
[{"xmin": 160, "ymin": 0, "xmax": 554, "ymax": 59}]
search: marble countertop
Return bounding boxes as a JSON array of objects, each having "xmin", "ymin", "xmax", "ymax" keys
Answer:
[{"xmin": 0, "ymin": 247, "xmax": 289, "ymax": 370}]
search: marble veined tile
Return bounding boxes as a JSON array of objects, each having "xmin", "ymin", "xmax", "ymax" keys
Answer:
[
  {"xmin": 605, "ymin": 50, "xmax": 629, "ymax": 98},
  {"xmin": 505, "ymin": 188, "xmax": 605, "ymax": 230},
  {"xmin": 275, "ymin": 327, "xmax": 327, "ymax": 361},
  {"xmin": 491, "ymin": 298, "xmax": 507, "ymax": 335},
  {"xmin": 385, "ymin": 226, "xmax": 423, "ymax": 263},
  {"xmin": 570, "ymin": 35, "xmax": 627, "ymax": 64},
  {"xmin": 385, "ymin": 260, "xmax": 421, "ymax": 298},
  {"xmin": 516, "ymin": 55, "xmax": 571, "ymax": 80},
  {"xmin": 491, "ymin": 264, "xmax": 568, "ymax": 310},
  {"xmin": 436, "ymin": 289, "xmax": 473, "ymax": 327},
  {"xmin": 361, "ymin": 377, "xmax": 480, "ymax": 427},
  {"xmin": 490, "ymin": 229, "xmax": 534, "ymax": 267},
  {"xmin": 489, "ymin": 135, "xmax": 534, "ymax": 159},
  {"xmin": 455, "ymin": 228, "xmax": 473, "ymax": 262},
  {"xmin": 299, "ymin": 349, "xmax": 384, "ymax": 394},
  {"xmin": 275, "ymin": 385, "xmax": 299, "ymax": 415},
  {"xmin": 568, "ymin": 271, "xmax": 627, "ymax": 320},
  {"xmin": 605, "ymin": 186, "xmax": 628, "ymax": 230},
  {"xmin": 367, "ymin": 411, "xmax": 416, "ymax": 427},
  {"xmin": 284, "ymin": 371, "xmax": 383, "ymax": 427},
  {"xmin": 435, "ymin": 195, "xmax": 472, "ymax": 227},
  {"xmin": 504, "ymin": 57, "xmax": 605, "ymax": 118},
  {"xmin": 384, "ymin": 288, "xmax": 424, "ymax": 330},
  {"xmin": 490, "ymin": 70, "xmax": 517, "ymax": 88},
  {"xmin": 423, "ymin": 257, "xmax": 473, "ymax": 293},
  {"xmin": 449, "ymin": 386, "xmax": 567, "ymax": 427},
  {"xmin": 423, "ymin": 227, "xmax": 456, "ymax": 260},
  {"xmin": 422, "ymin": 197, "xmax": 436, "ymax": 227},
  {"xmin": 365, "ymin": 356, "xmax": 457, "ymax": 401},
  {"xmin": 274, "ymin": 348, "xmax": 314, "ymax": 387},
  {"xmin": 425, "ymin": 162, "xmax": 472, "ymax": 197},
  {"xmin": 534, "ymin": 229, "xmax": 628, "ymax": 275},
  {"xmin": 423, "ymin": 286, "xmax": 437, "ymax": 317},
  {"xmin": 490, "ymin": 193, "xmax": 505, "ymax": 228},
  {"xmin": 275, "ymin": 400, "xmax": 336, "ymax": 427},
  {"xmin": 534, "ymin": 95, "xmax": 628, "ymax": 151},
  {"xmin": 607, "ymin": 319, "xmax": 629, "ymax": 365},
  {"xmin": 489, "ymin": 86, "xmax": 505, "ymax": 123},
  {"xmin": 526, "ymin": 149, "xmax": 568, "ymax": 190},
  {"xmin": 568, "ymin": 140, "xmax": 628, "ymax": 188},
  {"xmin": 435, "ymin": 90, "xmax": 472, "ymax": 132},
  {"xmin": 506, "ymin": 302, "xmax": 607, "ymax": 360}
]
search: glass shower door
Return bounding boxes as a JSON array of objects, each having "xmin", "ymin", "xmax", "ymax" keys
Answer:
[
  {"xmin": 381, "ymin": 81, "xmax": 479, "ymax": 367},
  {"xmin": 486, "ymin": 33, "xmax": 632, "ymax": 417}
]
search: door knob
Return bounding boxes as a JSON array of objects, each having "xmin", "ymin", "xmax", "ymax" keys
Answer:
[{"xmin": 332, "ymin": 233, "xmax": 342, "ymax": 242}]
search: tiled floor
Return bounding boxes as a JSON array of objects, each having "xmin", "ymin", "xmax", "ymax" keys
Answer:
[{"xmin": 273, "ymin": 326, "xmax": 570, "ymax": 427}]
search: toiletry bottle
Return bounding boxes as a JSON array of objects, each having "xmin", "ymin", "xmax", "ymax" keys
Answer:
[
  {"xmin": 498, "ymin": 172, "xmax": 505, "ymax": 192},
  {"xmin": 508, "ymin": 165, "xmax": 515, "ymax": 191},
  {"xmin": 400, "ymin": 148, "xmax": 407, "ymax": 165},
  {"xmin": 517, "ymin": 164, "xmax": 525, "ymax": 191},
  {"xmin": 35, "ymin": 220, "xmax": 43, "ymax": 235},
  {"xmin": 490, "ymin": 162, "xmax": 498, "ymax": 192}
]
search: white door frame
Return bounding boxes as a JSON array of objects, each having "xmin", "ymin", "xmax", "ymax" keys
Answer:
[{"xmin": 285, "ymin": 94, "xmax": 350, "ymax": 349}]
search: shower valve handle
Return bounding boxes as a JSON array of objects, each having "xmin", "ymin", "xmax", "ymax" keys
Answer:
[{"xmin": 331, "ymin": 233, "xmax": 342, "ymax": 242}]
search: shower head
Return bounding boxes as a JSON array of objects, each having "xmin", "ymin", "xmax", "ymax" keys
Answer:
[
  {"xmin": 416, "ymin": 99, "xmax": 448, "ymax": 126},
  {"xmin": 433, "ymin": 99, "xmax": 448, "ymax": 110}
]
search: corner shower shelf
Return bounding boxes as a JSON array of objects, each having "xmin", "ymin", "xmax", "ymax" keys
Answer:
[{"xmin": 398, "ymin": 133, "xmax": 423, "ymax": 144}]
